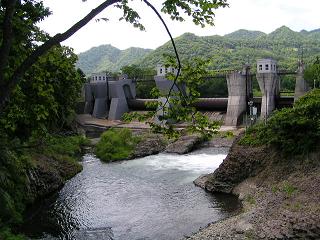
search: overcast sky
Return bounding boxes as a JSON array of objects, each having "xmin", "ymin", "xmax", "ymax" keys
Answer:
[{"xmin": 38, "ymin": 0, "xmax": 320, "ymax": 53}]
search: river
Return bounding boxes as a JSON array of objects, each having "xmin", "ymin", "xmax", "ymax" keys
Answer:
[{"xmin": 23, "ymin": 147, "xmax": 239, "ymax": 240}]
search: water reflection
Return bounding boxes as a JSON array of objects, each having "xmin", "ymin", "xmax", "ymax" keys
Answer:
[{"xmin": 23, "ymin": 148, "xmax": 240, "ymax": 240}]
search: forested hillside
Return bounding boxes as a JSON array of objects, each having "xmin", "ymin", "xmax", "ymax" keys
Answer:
[
  {"xmin": 77, "ymin": 26, "xmax": 320, "ymax": 75},
  {"xmin": 137, "ymin": 26, "xmax": 320, "ymax": 71},
  {"xmin": 76, "ymin": 45, "xmax": 152, "ymax": 75}
]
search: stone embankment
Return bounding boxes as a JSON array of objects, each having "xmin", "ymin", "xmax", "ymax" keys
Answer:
[{"xmin": 185, "ymin": 137, "xmax": 320, "ymax": 240}]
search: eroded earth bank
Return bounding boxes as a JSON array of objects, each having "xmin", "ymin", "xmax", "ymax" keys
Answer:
[{"xmin": 188, "ymin": 136, "xmax": 320, "ymax": 240}]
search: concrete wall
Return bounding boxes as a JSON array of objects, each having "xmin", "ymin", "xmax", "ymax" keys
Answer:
[
  {"xmin": 109, "ymin": 79, "xmax": 136, "ymax": 99},
  {"xmin": 92, "ymin": 83, "xmax": 108, "ymax": 119},
  {"xmin": 154, "ymin": 76, "xmax": 181, "ymax": 95},
  {"xmin": 84, "ymin": 77, "xmax": 136, "ymax": 120},
  {"xmin": 108, "ymin": 79, "xmax": 136, "ymax": 120},
  {"xmin": 225, "ymin": 71, "xmax": 247, "ymax": 126},
  {"xmin": 84, "ymin": 83, "xmax": 94, "ymax": 114},
  {"xmin": 108, "ymin": 98, "xmax": 129, "ymax": 120}
]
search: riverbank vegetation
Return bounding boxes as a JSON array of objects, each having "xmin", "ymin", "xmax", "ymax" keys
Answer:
[
  {"xmin": 240, "ymin": 89, "xmax": 320, "ymax": 155},
  {"xmin": 0, "ymin": 2, "xmax": 87, "ymax": 238},
  {"xmin": 192, "ymin": 90, "xmax": 320, "ymax": 239},
  {"xmin": 0, "ymin": 134, "xmax": 88, "ymax": 239},
  {"xmin": 95, "ymin": 128, "xmax": 141, "ymax": 162},
  {"xmin": 95, "ymin": 128, "xmax": 171, "ymax": 162}
]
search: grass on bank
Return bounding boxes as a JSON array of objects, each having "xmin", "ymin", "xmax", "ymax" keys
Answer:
[
  {"xmin": 240, "ymin": 89, "xmax": 320, "ymax": 155},
  {"xmin": 95, "ymin": 128, "xmax": 141, "ymax": 162},
  {"xmin": 34, "ymin": 134, "xmax": 89, "ymax": 167}
]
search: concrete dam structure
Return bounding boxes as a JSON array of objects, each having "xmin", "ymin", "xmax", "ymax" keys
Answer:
[
  {"xmin": 83, "ymin": 59, "xmax": 309, "ymax": 126},
  {"xmin": 84, "ymin": 73, "xmax": 136, "ymax": 120}
]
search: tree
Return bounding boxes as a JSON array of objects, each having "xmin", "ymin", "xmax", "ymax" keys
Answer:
[
  {"xmin": 123, "ymin": 57, "xmax": 220, "ymax": 139},
  {"xmin": 0, "ymin": 0, "xmax": 228, "ymax": 112},
  {"xmin": 0, "ymin": 1, "xmax": 86, "ymax": 139},
  {"xmin": 304, "ymin": 56, "xmax": 320, "ymax": 88},
  {"xmin": 1, "ymin": 46, "xmax": 85, "ymax": 139}
]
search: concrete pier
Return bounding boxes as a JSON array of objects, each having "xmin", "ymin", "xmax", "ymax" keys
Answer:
[
  {"xmin": 92, "ymin": 83, "xmax": 108, "ymax": 119},
  {"xmin": 256, "ymin": 59, "xmax": 279, "ymax": 120},
  {"xmin": 108, "ymin": 78, "xmax": 136, "ymax": 120},
  {"xmin": 294, "ymin": 61, "xmax": 309, "ymax": 102},
  {"xmin": 84, "ymin": 83, "xmax": 94, "ymax": 114},
  {"xmin": 84, "ymin": 73, "xmax": 136, "ymax": 120},
  {"xmin": 256, "ymin": 73, "xmax": 279, "ymax": 119},
  {"xmin": 225, "ymin": 71, "xmax": 247, "ymax": 126}
]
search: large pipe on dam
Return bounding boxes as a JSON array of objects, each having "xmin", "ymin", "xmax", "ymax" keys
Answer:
[
  {"xmin": 127, "ymin": 97, "xmax": 293, "ymax": 111},
  {"xmin": 127, "ymin": 98, "xmax": 228, "ymax": 111}
]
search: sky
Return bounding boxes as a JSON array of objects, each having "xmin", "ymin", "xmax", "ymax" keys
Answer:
[{"xmin": 38, "ymin": 0, "xmax": 320, "ymax": 53}]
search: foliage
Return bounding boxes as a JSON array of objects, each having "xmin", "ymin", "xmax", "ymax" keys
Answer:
[
  {"xmin": 34, "ymin": 134, "xmax": 89, "ymax": 163},
  {"xmin": 0, "ymin": 133, "xmax": 87, "ymax": 229},
  {"xmin": 304, "ymin": 56, "xmax": 320, "ymax": 88},
  {"xmin": 244, "ymin": 194, "xmax": 256, "ymax": 205},
  {"xmin": 0, "ymin": 141, "xmax": 29, "ymax": 227},
  {"xmin": 0, "ymin": 46, "xmax": 85, "ymax": 139},
  {"xmin": 95, "ymin": 128, "xmax": 140, "ymax": 162},
  {"xmin": 133, "ymin": 27, "xmax": 320, "ymax": 72},
  {"xmin": 0, "ymin": 0, "xmax": 51, "ymax": 82},
  {"xmin": 123, "ymin": 57, "xmax": 220, "ymax": 139},
  {"xmin": 121, "ymin": 64, "xmax": 155, "ymax": 79},
  {"xmin": 0, "ymin": 1, "xmax": 85, "ymax": 139},
  {"xmin": 271, "ymin": 181, "xmax": 297, "ymax": 198},
  {"xmin": 78, "ymin": 27, "xmax": 320, "ymax": 82},
  {"xmin": 197, "ymin": 77, "xmax": 228, "ymax": 97},
  {"xmin": 280, "ymin": 75, "xmax": 295, "ymax": 92},
  {"xmin": 0, "ymin": 0, "xmax": 228, "ymax": 237},
  {"xmin": 161, "ymin": 0, "xmax": 228, "ymax": 27},
  {"xmin": 281, "ymin": 181, "xmax": 297, "ymax": 198},
  {"xmin": 240, "ymin": 89, "xmax": 320, "ymax": 155}
]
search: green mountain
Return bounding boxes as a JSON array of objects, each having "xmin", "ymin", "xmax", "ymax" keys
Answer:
[
  {"xmin": 136, "ymin": 26, "xmax": 320, "ymax": 71},
  {"xmin": 224, "ymin": 29, "xmax": 266, "ymax": 41},
  {"xmin": 77, "ymin": 26, "xmax": 320, "ymax": 75},
  {"xmin": 76, "ymin": 45, "xmax": 152, "ymax": 75}
]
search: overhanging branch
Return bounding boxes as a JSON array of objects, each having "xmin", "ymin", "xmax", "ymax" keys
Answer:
[{"xmin": 143, "ymin": 0, "xmax": 186, "ymax": 114}]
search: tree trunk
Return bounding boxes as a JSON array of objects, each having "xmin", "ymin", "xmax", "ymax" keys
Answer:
[{"xmin": 0, "ymin": 0, "xmax": 17, "ymax": 89}]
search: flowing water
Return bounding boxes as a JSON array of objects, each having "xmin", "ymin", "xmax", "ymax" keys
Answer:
[{"xmin": 23, "ymin": 147, "xmax": 239, "ymax": 240}]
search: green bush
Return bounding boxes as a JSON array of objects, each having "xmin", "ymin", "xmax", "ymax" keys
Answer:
[
  {"xmin": 38, "ymin": 135, "xmax": 89, "ymax": 161},
  {"xmin": 240, "ymin": 89, "xmax": 320, "ymax": 155},
  {"xmin": 95, "ymin": 128, "xmax": 140, "ymax": 162}
]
